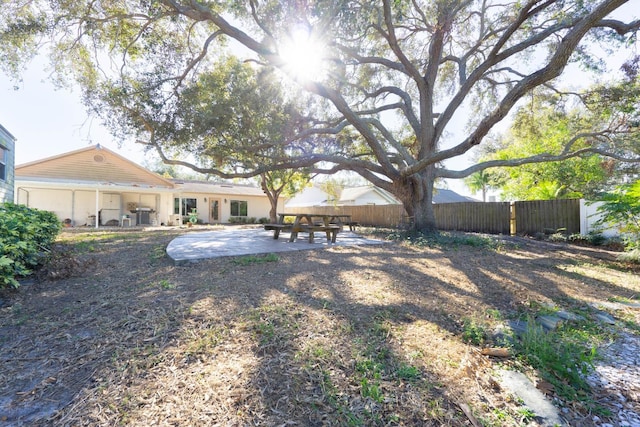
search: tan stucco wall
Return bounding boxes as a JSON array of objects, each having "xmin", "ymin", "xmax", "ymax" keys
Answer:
[
  {"xmin": 15, "ymin": 181, "xmax": 276, "ymax": 227},
  {"xmin": 15, "ymin": 185, "xmax": 169, "ymax": 227},
  {"xmin": 18, "ymin": 188, "xmax": 74, "ymax": 221},
  {"xmin": 171, "ymin": 193, "xmax": 276, "ymax": 224}
]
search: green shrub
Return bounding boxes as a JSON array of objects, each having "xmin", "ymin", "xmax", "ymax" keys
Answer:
[
  {"xmin": 461, "ymin": 318, "xmax": 487, "ymax": 346},
  {"xmin": 385, "ymin": 230, "xmax": 503, "ymax": 250},
  {"xmin": 595, "ymin": 181, "xmax": 640, "ymax": 251},
  {"xmin": 548, "ymin": 232, "xmax": 567, "ymax": 242},
  {"xmin": 587, "ymin": 232, "xmax": 607, "ymax": 246},
  {"xmin": 0, "ymin": 203, "xmax": 61, "ymax": 288},
  {"xmin": 228, "ymin": 216, "xmax": 249, "ymax": 224}
]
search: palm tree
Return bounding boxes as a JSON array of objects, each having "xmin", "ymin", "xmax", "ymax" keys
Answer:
[{"xmin": 464, "ymin": 170, "xmax": 492, "ymax": 202}]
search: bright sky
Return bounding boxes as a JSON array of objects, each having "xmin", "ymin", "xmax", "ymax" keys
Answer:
[{"xmin": 0, "ymin": 59, "xmax": 147, "ymax": 166}]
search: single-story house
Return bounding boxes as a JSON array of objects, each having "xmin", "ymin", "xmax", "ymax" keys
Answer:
[
  {"xmin": 14, "ymin": 145, "xmax": 277, "ymax": 227},
  {"xmin": 0, "ymin": 124, "xmax": 16, "ymax": 203},
  {"xmin": 286, "ymin": 184, "xmax": 477, "ymax": 207}
]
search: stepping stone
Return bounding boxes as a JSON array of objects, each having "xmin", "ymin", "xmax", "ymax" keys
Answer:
[
  {"xmin": 594, "ymin": 312, "xmax": 616, "ymax": 325},
  {"xmin": 556, "ymin": 310, "xmax": 585, "ymax": 322},
  {"xmin": 492, "ymin": 325, "xmax": 515, "ymax": 345},
  {"xmin": 497, "ymin": 369, "xmax": 566, "ymax": 427},
  {"xmin": 618, "ymin": 301, "xmax": 640, "ymax": 309},
  {"xmin": 507, "ymin": 319, "xmax": 529, "ymax": 336},
  {"xmin": 536, "ymin": 315, "xmax": 563, "ymax": 331},
  {"xmin": 590, "ymin": 301, "xmax": 625, "ymax": 311}
]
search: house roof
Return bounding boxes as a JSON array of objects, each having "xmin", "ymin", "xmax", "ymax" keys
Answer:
[
  {"xmin": 287, "ymin": 183, "xmax": 476, "ymax": 207},
  {"xmin": 339, "ymin": 186, "xmax": 400, "ymax": 204},
  {"xmin": 171, "ymin": 180, "xmax": 265, "ymax": 196},
  {"xmin": 16, "ymin": 145, "xmax": 175, "ymax": 188},
  {"xmin": 432, "ymin": 188, "xmax": 478, "ymax": 203},
  {"xmin": 15, "ymin": 145, "xmax": 268, "ymax": 196}
]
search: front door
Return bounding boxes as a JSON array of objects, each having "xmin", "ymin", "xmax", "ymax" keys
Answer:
[{"xmin": 209, "ymin": 198, "xmax": 220, "ymax": 223}]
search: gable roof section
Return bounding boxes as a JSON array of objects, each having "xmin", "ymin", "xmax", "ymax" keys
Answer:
[
  {"xmin": 171, "ymin": 180, "xmax": 265, "ymax": 196},
  {"xmin": 433, "ymin": 188, "xmax": 478, "ymax": 203},
  {"xmin": 16, "ymin": 145, "xmax": 174, "ymax": 188},
  {"xmin": 339, "ymin": 186, "xmax": 400, "ymax": 204}
]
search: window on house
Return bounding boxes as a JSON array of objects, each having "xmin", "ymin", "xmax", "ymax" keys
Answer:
[
  {"xmin": 230, "ymin": 200, "xmax": 248, "ymax": 216},
  {"xmin": 174, "ymin": 198, "xmax": 197, "ymax": 215},
  {"xmin": 0, "ymin": 146, "xmax": 6, "ymax": 181}
]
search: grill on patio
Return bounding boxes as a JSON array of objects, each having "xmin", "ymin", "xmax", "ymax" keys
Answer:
[{"xmin": 131, "ymin": 207, "xmax": 154, "ymax": 225}]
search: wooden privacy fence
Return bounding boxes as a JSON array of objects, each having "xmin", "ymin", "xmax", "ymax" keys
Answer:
[
  {"xmin": 433, "ymin": 202, "xmax": 511, "ymax": 234},
  {"xmin": 285, "ymin": 198, "xmax": 581, "ymax": 236},
  {"xmin": 513, "ymin": 199, "xmax": 581, "ymax": 235},
  {"xmin": 285, "ymin": 204, "xmax": 406, "ymax": 228}
]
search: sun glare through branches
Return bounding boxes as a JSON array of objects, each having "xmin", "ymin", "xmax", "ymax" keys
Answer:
[{"xmin": 278, "ymin": 27, "xmax": 327, "ymax": 82}]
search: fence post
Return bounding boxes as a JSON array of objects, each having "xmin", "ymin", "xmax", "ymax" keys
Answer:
[{"xmin": 510, "ymin": 202, "xmax": 516, "ymax": 236}]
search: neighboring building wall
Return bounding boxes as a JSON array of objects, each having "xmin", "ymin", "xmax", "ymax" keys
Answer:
[
  {"xmin": 0, "ymin": 124, "xmax": 16, "ymax": 203},
  {"xmin": 285, "ymin": 185, "xmax": 328, "ymax": 207},
  {"xmin": 580, "ymin": 200, "xmax": 621, "ymax": 238},
  {"xmin": 341, "ymin": 192, "xmax": 390, "ymax": 205}
]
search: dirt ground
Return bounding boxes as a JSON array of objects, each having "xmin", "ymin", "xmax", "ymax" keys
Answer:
[{"xmin": 0, "ymin": 227, "xmax": 638, "ymax": 426}]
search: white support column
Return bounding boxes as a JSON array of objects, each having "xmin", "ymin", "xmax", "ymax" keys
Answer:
[
  {"xmin": 95, "ymin": 189, "xmax": 100, "ymax": 229},
  {"xmin": 180, "ymin": 196, "xmax": 184, "ymax": 225}
]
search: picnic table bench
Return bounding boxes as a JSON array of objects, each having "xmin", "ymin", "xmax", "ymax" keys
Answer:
[
  {"xmin": 263, "ymin": 223, "xmax": 292, "ymax": 239},
  {"xmin": 263, "ymin": 213, "xmax": 352, "ymax": 243},
  {"xmin": 291, "ymin": 223, "xmax": 341, "ymax": 243},
  {"xmin": 329, "ymin": 215, "xmax": 359, "ymax": 231}
]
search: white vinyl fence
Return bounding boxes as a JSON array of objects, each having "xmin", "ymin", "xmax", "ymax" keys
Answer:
[{"xmin": 579, "ymin": 200, "xmax": 622, "ymax": 237}]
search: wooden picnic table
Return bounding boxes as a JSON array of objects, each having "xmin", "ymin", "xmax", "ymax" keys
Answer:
[
  {"xmin": 324, "ymin": 214, "xmax": 359, "ymax": 231},
  {"xmin": 263, "ymin": 213, "xmax": 354, "ymax": 243}
]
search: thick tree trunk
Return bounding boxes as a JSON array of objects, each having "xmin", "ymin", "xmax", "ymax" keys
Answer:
[
  {"xmin": 411, "ymin": 190, "xmax": 436, "ymax": 233},
  {"xmin": 397, "ymin": 168, "xmax": 437, "ymax": 233},
  {"xmin": 269, "ymin": 203, "xmax": 278, "ymax": 224}
]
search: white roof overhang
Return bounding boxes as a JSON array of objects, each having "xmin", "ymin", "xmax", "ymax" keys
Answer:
[{"xmin": 15, "ymin": 177, "xmax": 175, "ymax": 193}]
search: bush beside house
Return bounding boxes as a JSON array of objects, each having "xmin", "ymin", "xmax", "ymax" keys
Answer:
[{"xmin": 0, "ymin": 203, "xmax": 61, "ymax": 289}]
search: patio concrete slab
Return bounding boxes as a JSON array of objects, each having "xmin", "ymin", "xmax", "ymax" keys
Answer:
[{"xmin": 166, "ymin": 228, "xmax": 385, "ymax": 264}]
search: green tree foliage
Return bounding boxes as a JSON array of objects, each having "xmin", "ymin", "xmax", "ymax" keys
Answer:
[
  {"xmin": 259, "ymin": 170, "xmax": 312, "ymax": 222},
  {"xmin": 595, "ymin": 180, "xmax": 640, "ymax": 249},
  {"xmin": 103, "ymin": 56, "xmax": 313, "ymax": 219},
  {"xmin": 463, "ymin": 170, "xmax": 498, "ymax": 202},
  {"xmin": 0, "ymin": 203, "xmax": 61, "ymax": 288},
  {"xmin": 142, "ymin": 158, "xmax": 216, "ymax": 181},
  {"xmin": 318, "ymin": 179, "xmax": 344, "ymax": 206},
  {"xmin": 95, "ymin": 57, "xmax": 310, "ymax": 178},
  {"xmin": 484, "ymin": 84, "xmax": 640, "ymax": 200},
  {"xmin": 2, "ymin": 0, "xmax": 639, "ymax": 231}
]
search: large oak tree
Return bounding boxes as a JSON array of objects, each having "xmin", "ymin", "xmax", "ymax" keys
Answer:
[{"xmin": 2, "ymin": 0, "xmax": 640, "ymax": 231}]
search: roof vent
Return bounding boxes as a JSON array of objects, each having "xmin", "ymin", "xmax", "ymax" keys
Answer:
[{"xmin": 94, "ymin": 154, "xmax": 105, "ymax": 163}]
